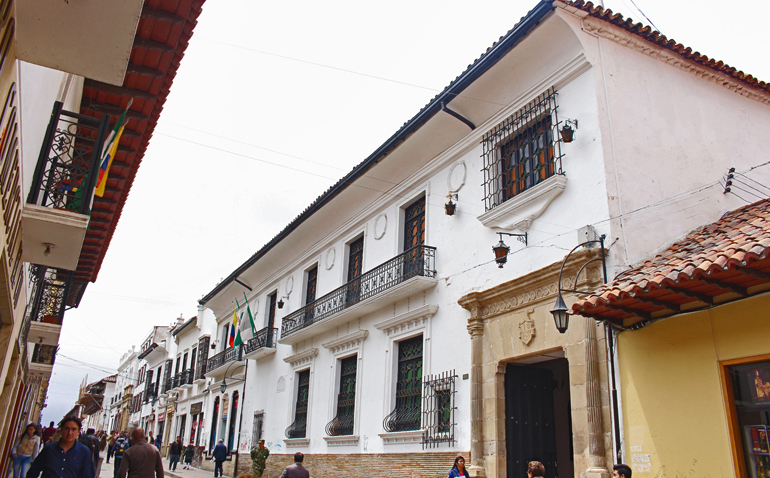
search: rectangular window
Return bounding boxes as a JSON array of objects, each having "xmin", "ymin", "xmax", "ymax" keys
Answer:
[
  {"xmin": 267, "ymin": 293, "xmax": 277, "ymax": 330},
  {"xmin": 252, "ymin": 411, "xmax": 264, "ymax": 447},
  {"xmin": 305, "ymin": 266, "xmax": 318, "ymax": 305},
  {"xmin": 346, "ymin": 237, "xmax": 364, "ymax": 305},
  {"xmin": 727, "ymin": 360, "xmax": 770, "ymax": 478},
  {"xmin": 286, "ymin": 369, "xmax": 310, "ymax": 438},
  {"xmin": 482, "ymin": 88, "xmax": 563, "ymax": 211},
  {"xmin": 326, "ymin": 355, "xmax": 357, "ymax": 436},
  {"xmin": 384, "ymin": 335, "xmax": 423, "ymax": 432},
  {"xmin": 403, "ymin": 197, "xmax": 426, "ymax": 278}
]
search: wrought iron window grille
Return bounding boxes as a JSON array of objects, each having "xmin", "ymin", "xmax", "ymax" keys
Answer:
[
  {"xmin": 325, "ymin": 355, "xmax": 357, "ymax": 436},
  {"xmin": 282, "ymin": 245, "xmax": 436, "ymax": 338},
  {"xmin": 286, "ymin": 369, "xmax": 310, "ymax": 439},
  {"xmin": 252, "ymin": 411, "xmax": 265, "ymax": 448},
  {"xmin": 482, "ymin": 88, "xmax": 566, "ymax": 212},
  {"xmin": 383, "ymin": 335, "xmax": 423, "ymax": 433},
  {"xmin": 25, "ymin": 265, "xmax": 72, "ymax": 326},
  {"xmin": 421, "ymin": 370, "xmax": 458, "ymax": 448}
]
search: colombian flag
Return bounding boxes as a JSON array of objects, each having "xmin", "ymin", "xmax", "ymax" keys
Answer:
[
  {"xmin": 229, "ymin": 303, "xmax": 238, "ymax": 348},
  {"xmin": 94, "ymin": 103, "xmax": 130, "ymax": 198},
  {"xmin": 94, "ymin": 124, "xmax": 124, "ymax": 197}
]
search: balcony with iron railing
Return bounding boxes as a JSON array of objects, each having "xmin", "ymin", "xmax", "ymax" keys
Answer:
[
  {"xmin": 26, "ymin": 264, "xmax": 71, "ymax": 347},
  {"xmin": 280, "ymin": 245, "xmax": 437, "ymax": 345},
  {"xmin": 30, "ymin": 343, "xmax": 58, "ymax": 374},
  {"xmin": 243, "ymin": 327, "xmax": 278, "ymax": 361},
  {"xmin": 205, "ymin": 345, "xmax": 244, "ymax": 377},
  {"xmin": 22, "ymin": 102, "xmax": 110, "ymax": 271}
]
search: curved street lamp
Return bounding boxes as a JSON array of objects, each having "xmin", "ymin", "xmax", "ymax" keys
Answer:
[{"xmin": 550, "ymin": 234, "xmax": 607, "ymax": 333}]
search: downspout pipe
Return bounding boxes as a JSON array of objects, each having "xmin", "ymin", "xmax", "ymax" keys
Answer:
[{"xmin": 440, "ymin": 102, "xmax": 475, "ymax": 130}]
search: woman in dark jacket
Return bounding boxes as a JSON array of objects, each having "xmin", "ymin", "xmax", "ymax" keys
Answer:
[{"xmin": 449, "ymin": 456, "xmax": 469, "ymax": 478}]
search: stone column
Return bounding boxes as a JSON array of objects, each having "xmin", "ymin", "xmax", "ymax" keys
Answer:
[
  {"xmin": 584, "ymin": 317, "xmax": 609, "ymax": 478},
  {"xmin": 467, "ymin": 317, "xmax": 486, "ymax": 478}
]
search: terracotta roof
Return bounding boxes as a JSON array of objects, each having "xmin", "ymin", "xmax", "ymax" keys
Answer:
[
  {"xmin": 68, "ymin": 0, "xmax": 205, "ymax": 307},
  {"xmin": 567, "ymin": 1, "xmax": 770, "ymax": 95},
  {"xmin": 573, "ymin": 198, "xmax": 770, "ymax": 324}
]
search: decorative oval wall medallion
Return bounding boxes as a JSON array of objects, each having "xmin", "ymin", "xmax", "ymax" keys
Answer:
[
  {"xmin": 285, "ymin": 276, "xmax": 294, "ymax": 295},
  {"xmin": 326, "ymin": 247, "xmax": 336, "ymax": 270},
  {"xmin": 447, "ymin": 160, "xmax": 467, "ymax": 193},
  {"xmin": 374, "ymin": 213, "xmax": 388, "ymax": 240}
]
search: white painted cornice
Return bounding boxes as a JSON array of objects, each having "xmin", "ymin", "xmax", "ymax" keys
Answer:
[
  {"xmin": 321, "ymin": 330, "xmax": 368, "ymax": 354},
  {"xmin": 373, "ymin": 304, "xmax": 439, "ymax": 336},
  {"xmin": 283, "ymin": 348, "xmax": 318, "ymax": 369}
]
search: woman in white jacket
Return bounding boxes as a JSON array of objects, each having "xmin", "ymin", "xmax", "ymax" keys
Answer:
[{"xmin": 11, "ymin": 423, "xmax": 41, "ymax": 478}]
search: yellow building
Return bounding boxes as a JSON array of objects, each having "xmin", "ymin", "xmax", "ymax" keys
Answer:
[{"xmin": 572, "ymin": 198, "xmax": 770, "ymax": 478}]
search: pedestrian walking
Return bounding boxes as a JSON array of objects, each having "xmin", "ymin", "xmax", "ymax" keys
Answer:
[
  {"xmin": 11, "ymin": 423, "xmax": 41, "ymax": 478},
  {"xmin": 112, "ymin": 433, "xmax": 131, "ymax": 478},
  {"xmin": 41, "ymin": 421, "xmax": 56, "ymax": 444},
  {"xmin": 27, "ymin": 416, "xmax": 95, "ymax": 478},
  {"xmin": 182, "ymin": 444, "xmax": 194, "ymax": 469},
  {"xmin": 168, "ymin": 436, "xmax": 183, "ymax": 471},
  {"xmin": 278, "ymin": 452, "xmax": 309, "ymax": 478},
  {"xmin": 448, "ymin": 456, "xmax": 469, "ymax": 478},
  {"xmin": 249, "ymin": 440, "xmax": 269, "ymax": 477},
  {"xmin": 79, "ymin": 428, "xmax": 101, "ymax": 476},
  {"xmin": 153, "ymin": 435, "xmax": 161, "ymax": 450},
  {"xmin": 116, "ymin": 428, "xmax": 164, "ymax": 478},
  {"xmin": 107, "ymin": 432, "xmax": 117, "ymax": 464},
  {"xmin": 212, "ymin": 439, "xmax": 228, "ymax": 478}
]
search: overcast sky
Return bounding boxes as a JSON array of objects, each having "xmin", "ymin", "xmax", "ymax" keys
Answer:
[{"xmin": 42, "ymin": 0, "xmax": 770, "ymax": 424}]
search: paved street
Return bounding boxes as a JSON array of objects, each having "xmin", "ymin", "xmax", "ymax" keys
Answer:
[{"xmin": 99, "ymin": 455, "xmax": 225, "ymax": 478}]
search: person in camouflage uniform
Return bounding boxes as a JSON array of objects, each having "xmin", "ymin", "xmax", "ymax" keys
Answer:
[{"xmin": 250, "ymin": 440, "xmax": 269, "ymax": 477}]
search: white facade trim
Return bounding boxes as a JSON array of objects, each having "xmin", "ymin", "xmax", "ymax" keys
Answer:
[
  {"xmin": 283, "ymin": 348, "xmax": 319, "ymax": 370},
  {"xmin": 321, "ymin": 330, "xmax": 368, "ymax": 357},
  {"xmin": 378, "ymin": 430, "xmax": 423, "ymax": 445},
  {"xmin": 477, "ymin": 174, "xmax": 568, "ymax": 232},
  {"xmin": 324, "ymin": 435, "xmax": 359, "ymax": 447},
  {"xmin": 373, "ymin": 304, "xmax": 438, "ymax": 337}
]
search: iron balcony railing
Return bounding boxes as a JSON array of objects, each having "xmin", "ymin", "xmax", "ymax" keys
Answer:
[
  {"xmin": 181, "ymin": 369, "xmax": 193, "ymax": 386},
  {"xmin": 31, "ymin": 343, "xmax": 58, "ymax": 366},
  {"xmin": 164, "ymin": 377, "xmax": 173, "ymax": 393},
  {"xmin": 243, "ymin": 327, "xmax": 277, "ymax": 355},
  {"xmin": 27, "ymin": 101, "xmax": 110, "ymax": 216},
  {"xmin": 207, "ymin": 345, "xmax": 242, "ymax": 373},
  {"xmin": 282, "ymin": 245, "xmax": 436, "ymax": 338}
]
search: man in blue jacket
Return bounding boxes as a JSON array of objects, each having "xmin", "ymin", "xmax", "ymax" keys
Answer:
[
  {"xmin": 27, "ymin": 416, "xmax": 95, "ymax": 478},
  {"xmin": 212, "ymin": 439, "xmax": 228, "ymax": 477}
]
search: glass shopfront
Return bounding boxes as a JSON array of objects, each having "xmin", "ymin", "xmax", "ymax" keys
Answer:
[{"xmin": 729, "ymin": 360, "xmax": 770, "ymax": 478}]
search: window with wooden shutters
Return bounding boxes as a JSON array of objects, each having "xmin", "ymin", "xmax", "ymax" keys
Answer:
[{"xmin": 482, "ymin": 88, "xmax": 565, "ymax": 211}]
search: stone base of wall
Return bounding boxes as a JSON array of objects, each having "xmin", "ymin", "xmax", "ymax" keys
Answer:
[{"xmin": 229, "ymin": 451, "xmax": 468, "ymax": 478}]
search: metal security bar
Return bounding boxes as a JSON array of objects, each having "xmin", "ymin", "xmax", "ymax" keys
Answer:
[
  {"xmin": 27, "ymin": 101, "xmax": 110, "ymax": 215},
  {"xmin": 383, "ymin": 335, "xmax": 423, "ymax": 432},
  {"xmin": 282, "ymin": 245, "xmax": 436, "ymax": 338},
  {"xmin": 325, "ymin": 355, "xmax": 357, "ymax": 436},
  {"xmin": 252, "ymin": 411, "xmax": 265, "ymax": 448},
  {"xmin": 243, "ymin": 327, "xmax": 277, "ymax": 355},
  {"xmin": 422, "ymin": 370, "xmax": 458, "ymax": 448},
  {"xmin": 482, "ymin": 88, "xmax": 565, "ymax": 211},
  {"xmin": 285, "ymin": 369, "xmax": 310, "ymax": 438}
]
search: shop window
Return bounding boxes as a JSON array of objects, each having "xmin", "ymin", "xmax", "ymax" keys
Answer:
[{"xmin": 728, "ymin": 360, "xmax": 770, "ymax": 478}]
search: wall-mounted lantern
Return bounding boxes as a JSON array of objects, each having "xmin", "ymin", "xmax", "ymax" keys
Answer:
[
  {"xmin": 492, "ymin": 232, "xmax": 528, "ymax": 268},
  {"xmin": 560, "ymin": 119, "xmax": 578, "ymax": 143},
  {"xmin": 445, "ymin": 193, "xmax": 458, "ymax": 216},
  {"xmin": 550, "ymin": 234, "xmax": 607, "ymax": 333}
]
